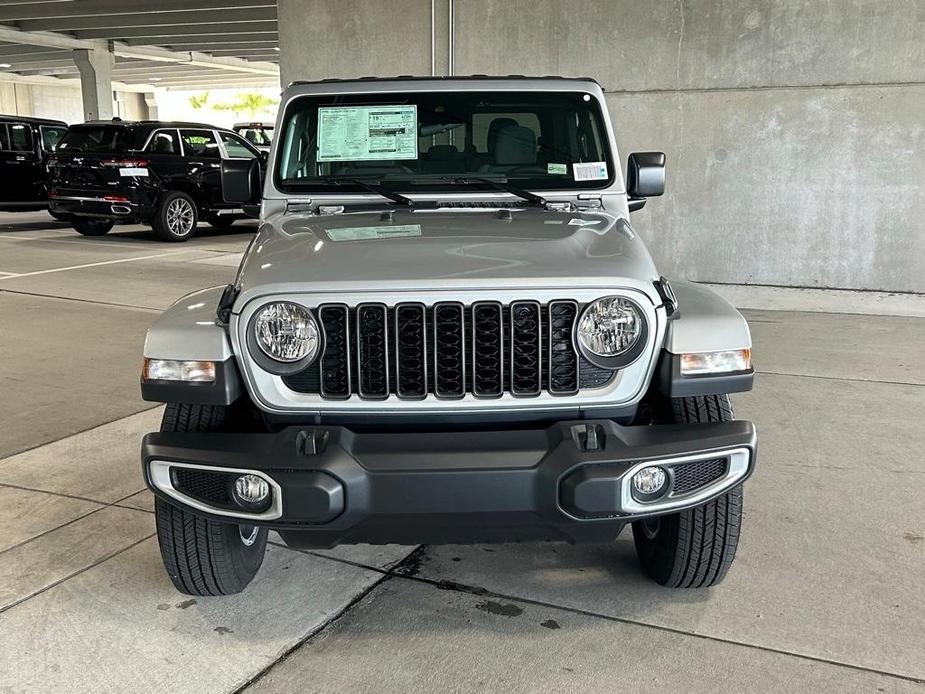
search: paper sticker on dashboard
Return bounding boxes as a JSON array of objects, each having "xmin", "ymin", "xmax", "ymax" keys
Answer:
[
  {"xmin": 317, "ymin": 104, "xmax": 418, "ymax": 162},
  {"xmin": 119, "ymin": 167, "xmax": 149, "ymax": 177},
  {"xmin": 572, "ymin": 161, "xmax": 608, "ymax": 181}
]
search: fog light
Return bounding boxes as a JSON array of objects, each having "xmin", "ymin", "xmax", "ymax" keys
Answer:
[
  {"xmin": 232, "ymin": 474, "xmax": 271, "ymax": 511},
  {"xmin": 632, "ymin": 466, "xmax": 667, "ymax": 500}
]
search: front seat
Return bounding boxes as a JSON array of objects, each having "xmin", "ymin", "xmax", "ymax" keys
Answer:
[{"xmin": 478, "ymin": 124, "xmax": 539, "ymax": 173}]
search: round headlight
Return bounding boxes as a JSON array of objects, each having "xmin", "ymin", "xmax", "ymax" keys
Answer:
[
  {"xmin": 577, "ymin": 297, "xmax": 643, "ymax": 357},
  {"xmin": 253, "ymin": 302, "xmax": 319, "ymax": 363}
]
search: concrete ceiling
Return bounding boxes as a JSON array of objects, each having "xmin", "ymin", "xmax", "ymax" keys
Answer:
[{"xmin": 0, "ymin": 1, "xmax": 280, "ymax": 91}]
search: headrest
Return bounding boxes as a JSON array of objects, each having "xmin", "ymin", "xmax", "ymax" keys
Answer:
[
  {"xmin": 493, "ymin": 125, "xmax": 537, "ymax": 166},
  {"xmin": 487, "ymin": 117, "xmax": 519, "ymax": 151}
]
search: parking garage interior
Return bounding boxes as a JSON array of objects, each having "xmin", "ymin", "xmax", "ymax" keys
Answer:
[{"xmin": 0, "ymin": 2, "xmax": 923, "ymax": 693}]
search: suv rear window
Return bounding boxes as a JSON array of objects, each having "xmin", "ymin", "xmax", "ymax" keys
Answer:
[
  {"xmin": 57, "ymin": 125, "xmax": 129, "ymax": 153},
  {"xmin": 7, "ymin": 123, "xmax": 33, "ymax": 152}
]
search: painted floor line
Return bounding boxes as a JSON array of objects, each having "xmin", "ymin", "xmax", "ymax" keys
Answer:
[
  {"xmin": 0, "ymin": 249, "xmax": 200, "ymax": 280},
  {"xmin": 0, "ymin": 287, "xmax": 163, "ymax": 312}
]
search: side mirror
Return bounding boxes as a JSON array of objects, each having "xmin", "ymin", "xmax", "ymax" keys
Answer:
[
  {"xmin": 222, "ymin": 159, "xmax": 261, "ymax": 217},
  {"xmin": 626, "ymin": 152, "xmax": 666, "ymax": 211}
]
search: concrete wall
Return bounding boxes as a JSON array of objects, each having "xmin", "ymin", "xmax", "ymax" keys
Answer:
[
  {"xmin": 279, "ymin": 0, "xmax": 925, "ymax": 292},
  {"xmin": 0, "ymin": 81, "xmax": 148, "ymax": 124}
]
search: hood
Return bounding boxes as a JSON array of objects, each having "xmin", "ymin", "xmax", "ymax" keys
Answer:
[{"xmin": 234, "ymin": 206, "xmax": 659, "ymax": 305}]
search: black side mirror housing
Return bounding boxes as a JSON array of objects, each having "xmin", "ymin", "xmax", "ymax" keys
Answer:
[
  {"xmin": 222, "ymin": 159, "xmax": 262, "ymax": 217},
  {"xmin": 626, "ymin": 152, "xmax": 666, "ymax": 211}
]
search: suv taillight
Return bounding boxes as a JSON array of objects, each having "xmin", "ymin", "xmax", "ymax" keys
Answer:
[{"xmin": 101, "ymin": 159, "xmax": 148, "ymax": 167}]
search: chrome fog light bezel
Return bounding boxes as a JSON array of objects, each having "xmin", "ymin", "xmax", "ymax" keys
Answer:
[{"xmin": 148, "ymin": 460, "xmax": 283, "ymax": 521}]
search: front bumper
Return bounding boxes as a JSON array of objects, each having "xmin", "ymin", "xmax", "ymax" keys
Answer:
[{"xmin": 141, "ymin": 419, "xmax": 756, "ymax": 547}]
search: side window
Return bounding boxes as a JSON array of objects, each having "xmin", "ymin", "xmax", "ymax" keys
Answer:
[
  {"xmin": 180, "ymin": 129, "xmax": 220, "ymax": 160},
  {"xmin": 220, "ymin": 132, "xmax": 257, "ymax": 159},
  {"xmin": 8, "ymin": 123, "xmax": 34, "ymax": 153},
  {"xmin": 144, "ymin": 130, "xmax": 181, "ymax": 155},
  {"xmin": 40, "ymin": 126, "xmax": 68, "ymax": 152},
  {"xmin": 0, "ymin": 124, "xmax": 9, "ymax": 151}
]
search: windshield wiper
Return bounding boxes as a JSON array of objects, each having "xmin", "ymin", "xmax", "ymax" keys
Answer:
[
  {"xmin": 320, "ymin": 178, "xmax": 414, "ymax": 207},
  {"xmin": 412, "ymin": 176, "xmax": 546, "ymax": 206}
]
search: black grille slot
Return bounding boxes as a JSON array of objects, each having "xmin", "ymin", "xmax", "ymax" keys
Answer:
[
  {"xmin": 548, "ymin": 300, "xmax": 579, "ymax": 394},
  {"xmin": 433, "ymin": 302, "xmax": 465, "ymax": 397},
  {"xmin": 472, "ymin": 302, "xmax": 503, "ymax": 397},
  {"xmin": 356, "ymin": 303, "xmax": 389, "ymax": 399},
  {"xmin": 319, "ymin": 305, "xmax": 350, "ymax": 398},
  {"xmin": 671, "ymin": 458, "xmax": 728, "ymax": 495},
  {"xmin": 395, "ymin": 303, "xmax": 427, "ymax": 398},
  {"xmin": 172, "ymin": 467, "xmax": 234, "ymax": 508},
  {"xmin": 510, "ymin": 301, "xmax": 542, "ymax": 395}
]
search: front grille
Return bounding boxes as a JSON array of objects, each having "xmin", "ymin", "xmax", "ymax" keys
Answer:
[
  {"xmin": 671, "ymin": 458, "xmax": 729, "ymax": 495},
  {"xmin": 283, "ymin": 300, "xmax": 617, "ymax": 399}
]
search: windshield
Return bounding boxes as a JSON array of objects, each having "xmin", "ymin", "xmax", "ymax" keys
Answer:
[
  {"xmin": 275, "ymin": 91, "xmax": 614, "ymax": 194},
  {"xmin": 56, "ymin": 125, "xmax": 130, "ymax": 153},
  {"xmin": 236, "ymin": 125, "xmax": 274, "ymax": 146}
]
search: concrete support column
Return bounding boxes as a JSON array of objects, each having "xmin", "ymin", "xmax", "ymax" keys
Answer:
[
  {"xmin": 144, "ymin": 92, "xmax": 159, "ymax": 120},
  {"xmin": 73, "ymin": 42, "xmax": 113, "ymax": 121}
]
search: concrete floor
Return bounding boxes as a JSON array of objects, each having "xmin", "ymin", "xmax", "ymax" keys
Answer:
[{"xmin": 0, "ymin": 211, "xmax": 923, "ymax": 693}]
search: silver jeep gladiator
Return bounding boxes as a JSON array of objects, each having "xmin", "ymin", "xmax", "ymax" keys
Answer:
[{"xmin": 140, "ymin": 76, "xmax": 756, "ymax": 596}]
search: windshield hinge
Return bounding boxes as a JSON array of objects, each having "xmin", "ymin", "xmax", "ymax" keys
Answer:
[
  {"xmin": 317, "ymin": 205, "xmax": 345, "ymax": 215},
  {"xmin": 286, "ymin": 201, "xmax": 313, "ymax": 214},
  {"xmin": 576, "ymin": 193, "xmax": 603, "ymax": 209},
  {"xmin": 544, "ymin": 201, "xmax": 576, "ymax": 212}
]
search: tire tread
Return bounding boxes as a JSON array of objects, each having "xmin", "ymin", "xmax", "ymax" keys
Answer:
[
  {"xmin": 153, "ymin": 403, "xmax": 266, "ymax": 596},
  {"xmin": 632, "ymin": 394, "xmax": 743, "ymax": 588}
]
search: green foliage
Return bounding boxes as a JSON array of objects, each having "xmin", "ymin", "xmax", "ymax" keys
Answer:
[
  {"xmin": 213, "ymin": 92, "xmax": 279, "ymax": 118},
  {"xmin": 188, "ymin": 92, "xmax": 210, "ymax": 109}
]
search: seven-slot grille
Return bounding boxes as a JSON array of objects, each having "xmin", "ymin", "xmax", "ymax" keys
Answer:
[{"xmin": 283, "ymin": 300, "xmax": 616, "ymax": 400}]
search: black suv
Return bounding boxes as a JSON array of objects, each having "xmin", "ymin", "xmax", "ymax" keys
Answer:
[
  {"xmin": 48, "ymin": 120, "xmax": 266, "ymax": 241},
  {"xmin": 0, "ymin": 115, "xmax": 69, "ymax": 214}
]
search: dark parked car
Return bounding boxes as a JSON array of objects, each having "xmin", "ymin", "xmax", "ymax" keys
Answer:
[
  {"xmin": 48, "ymin": 120, "xmax": 266, "ymax": 241},
  {"xmin": 0, "ymin": 115, "xmax": 69, "ymax": 214}
]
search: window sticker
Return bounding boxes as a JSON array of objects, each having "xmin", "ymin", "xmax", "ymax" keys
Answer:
[
  {"xmin": 326, "ymin": 224, "xmax": 422, "ymax": 242},
  {"xmin": 547, "ymin": 163, "xmax": 568, "ymax": 175},
  {"xmin": 317, "ymin": 105, "xmax": 418, "ymax": 162},
  {"xmin": 572, "ymin": 161, "xmax": 608, "ymax": 181}
]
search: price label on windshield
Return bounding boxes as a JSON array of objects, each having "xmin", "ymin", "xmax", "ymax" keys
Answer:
[{"xmin": 317, "ymin": 104, "xmax": 418, "ymax": 162}]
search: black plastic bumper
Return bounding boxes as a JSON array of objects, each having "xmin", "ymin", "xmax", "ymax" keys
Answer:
[{"xmin": 141, "ymin": 419, "xmax": 757, "ymax": 548}]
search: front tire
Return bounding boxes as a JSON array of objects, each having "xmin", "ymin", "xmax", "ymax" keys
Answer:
[
  {"xmin": 153, "ymin": 191, "xmax": 198, "ymax": 242},
  {"xmin": 72, "ymin": 218, "xmax": 113, "ymax": 236},
  {"xmin": 632, "ymin": 395, "xmax": 744, "ymax": 588},
  {"xmin": 153, "ymin": 403, "xmax": 268, "ymax": 596}
]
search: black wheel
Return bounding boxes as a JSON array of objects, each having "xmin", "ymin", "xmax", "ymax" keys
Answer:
[
  {"xmin": 632, "ymin": 394, "xmax": 743, "ymax": 588},
  {"xmin": 153, "ymin": 191, "xmax": 198, "ymax": 242},
  {"xmin": 207, "ymin": 214, "xmax": 236, "ymax": 229},
  {"xmin": 153, "ymin": 403, "xmax": 268, "ymax": 596},
  {"xmin": 71, "ymin": 218, "xmax": 114, "ymax": 236}
]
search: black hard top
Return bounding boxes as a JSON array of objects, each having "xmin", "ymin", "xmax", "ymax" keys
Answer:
[
  {"xmin": 288, "ymin": 74, "xmax": 602, "ymax": 87},
  {"xmin": 0, "ymin": 114, "xmax": 67, "ymax": 126}
]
